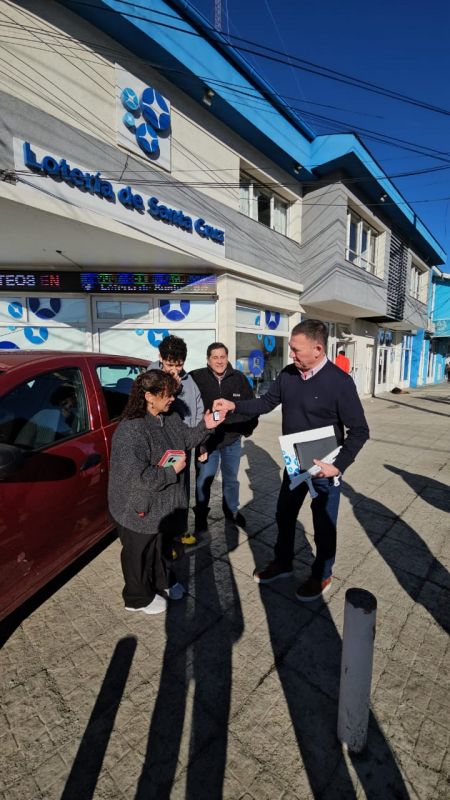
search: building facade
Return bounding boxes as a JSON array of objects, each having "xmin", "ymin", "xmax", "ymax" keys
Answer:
[
  {"xmin": 408, "ymin": 269, "xmax": 450, "ymax": 387},
  {"xmin": 0, "ymin": 0, "xmax": 445, "ymax": 393}
]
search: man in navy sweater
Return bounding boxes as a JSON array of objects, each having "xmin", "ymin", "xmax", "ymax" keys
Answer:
[{"xmin": 213, "ymin": 319, "xmax": 369, "ymax": 602}]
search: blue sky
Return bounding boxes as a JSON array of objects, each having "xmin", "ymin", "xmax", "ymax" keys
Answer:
[{"xmin": 189, "ymin": 0, "xmax": 450, "ymax": 271}]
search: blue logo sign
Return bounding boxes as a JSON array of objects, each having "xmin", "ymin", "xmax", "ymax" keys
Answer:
[
  {"xmin": 248, "ymin": 349, "xmax": 265, "ymax": 377},
  {"xmin": 146, "ymin": 329, "xmax": 170, "ymax": 347},
  {"xmin": 120, "ymin": 83, "xmax": 171, "ymax": 159},
  {"xmin": 29, "ymin": 298, "xmax": 61, "ymax": 319},
  {"xmin": 265, "ymin": 311, "xmax": 281, "ymax": 330},
  {"xmin": 7, "ymin": 301, "xmax": 23, "ymax": 319},
  {"xmin": 135, "ymin": 121, "xmax": 159, "ymax": 156},
  {"xmin": 264, "ymin": 335, "xmax": 276, "ymax": 352},
  {"xmin": 0, "ymin": 341, "xmax": 19, "ymax": 349},
  {"xmin": 160, "ymin": 300, "xmax": 190, "ymax": 322},
  {"xmin": 24, "ymin": 326, "xmax": 49, "ymax": 345},
  {"xmin": 23, "ymin": 143, "xmax": 225, "ymax": 246},
  {"xmin": 140, "ymin": 87, "xmax": 170, "ymax": 131},
  {"xmin": 120, "ymin": 88, "xmax": 140, "ymax": 112}
]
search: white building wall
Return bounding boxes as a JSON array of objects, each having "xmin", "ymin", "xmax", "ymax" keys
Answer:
[{"xmin": 0, "ymin": 0, "xmax": 301, "ymax": 220}]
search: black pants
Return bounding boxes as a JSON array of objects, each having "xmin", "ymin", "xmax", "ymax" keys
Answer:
[
  {"xmin": 118, "ymin": 525, "xmax": 174, "ymax": 609},
  {"xmin": 274, "ymin": 470, "xmax": 341, "ymax": 580}
]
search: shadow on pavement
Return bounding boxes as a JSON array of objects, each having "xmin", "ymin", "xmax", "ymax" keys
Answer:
[
  {"xmin": 414, "ymin": 394, "xmax": 450, "ymax": 405},
  {"xmin": 60, "ymin": 636, "xmax": 137, "ymax": 800},
  {"xmin": 384, "ymin": 464, "xmax": 450, "ymax": 513},
  {"xmin": 243, "ymin": 440, "xmax": 410, "ymax": 799},
  {"xmin": 377, "ymin": 396, "xmax": 450, "ymax": 419},
  {"xmin": 343, "ymin": 483, "xmax": 450, "ymax": 634},
  {"xmin": 134, "ymin": 524, "xmax": 244, "ymax": 800}
]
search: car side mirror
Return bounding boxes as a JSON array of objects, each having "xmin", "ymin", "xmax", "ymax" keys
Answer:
[{"xmin": 0, "ymin": 444, "xmax": 26, "ymax": 479}]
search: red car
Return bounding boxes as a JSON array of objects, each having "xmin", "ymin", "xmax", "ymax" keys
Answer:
[{"xmin": 0, "ymin": 351, "xmax": 148, "ymax": 620}]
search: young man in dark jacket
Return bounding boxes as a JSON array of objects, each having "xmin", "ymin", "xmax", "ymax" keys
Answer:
[
  {"xmin": 190, "ymin": 342, "xmax": 258, "ymax": 532},
  {"xmin": 213, "ymin": 320, "xmax": 370, "ymax": 602}
]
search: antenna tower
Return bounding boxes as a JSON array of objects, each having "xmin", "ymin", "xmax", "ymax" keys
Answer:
[{"xmin": 214, "ymin": 0, "xmax": 222, "ymax": 31}]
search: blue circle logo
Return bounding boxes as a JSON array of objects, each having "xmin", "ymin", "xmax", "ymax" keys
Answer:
[
  {"xmin": 160, "ymin": 300, "xmax": 190, "ymax": 322},
  {"xmin": 29, "ymin": 298, "xmax": 61, "ymax": 320},
  {"xmin": 248, "ymin": 349, "xmax": 265, "ymax": 377},
  {"xmin": 7, "ymin": 301, "xmax": 23, "ymax": 319},
  {"xmin": 0, "ymin": 341, "xmax": 19, "ymax": 349},
  {"xmin": 24, "ymin": 327, "xmax": 49, "ymax": 345},
  {"xmin": 135, "ymin": 121, "xmax": 159, "ymax": 156},
  {"xmin": 140, "ymin": 87, "xmax": 170, "ymax": 131},
  {"xmin": 265, "ymin": 311, "xmax": 281, "ymax": 330},
  {"xmin": 121, "ymin": 87, "xmax": 140, "ymax": 112},
  {"xmin": 264, "ymin": 335, "xmax": 276, "ymax": 353},
  {"xmin": 120, "ymin": 83, "xmax": 171, "ymax": 160},
  {"xmin": 123, "ymin": 111, "xmax": 137, "ymax": 131},
  {"xmin": 147, "ymin": 329, "xmax": 170, "ymax": 348}
]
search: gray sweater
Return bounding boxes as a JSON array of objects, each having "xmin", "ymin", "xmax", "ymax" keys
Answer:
[
  {"xmin": 108, "ymin": 411, "xmax": 208, "ymax": 534},
  {"xmin": 147, "ymin": 361, "xmax": 204, "ymax": 427}
]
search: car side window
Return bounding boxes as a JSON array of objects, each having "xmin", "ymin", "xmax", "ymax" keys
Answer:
[
  {"xmin": 96, "ymin": 365, "xmax": 144, "ymax": 421},
  {"xmin": 0, "ymin": 368, "xmax": 89, "ymax": 450}
]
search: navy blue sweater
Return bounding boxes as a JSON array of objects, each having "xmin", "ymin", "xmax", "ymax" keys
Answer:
[{"xmin": 234, "ymin": 361, "xmax": 369, "ymax": 474}]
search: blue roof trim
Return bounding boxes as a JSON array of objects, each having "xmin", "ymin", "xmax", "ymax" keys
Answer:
[
  {"xmin": 57, "ymin": 0, "xmax": 446, "ymax": 264},
  {"xmin": 59, "ymin": 0, "xmax": 314, "ymax": 175}
]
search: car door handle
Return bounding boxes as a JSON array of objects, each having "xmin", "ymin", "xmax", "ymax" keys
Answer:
[{"xmin": 80, "ymin": 453, "xmax": 102, "ymax": 471}]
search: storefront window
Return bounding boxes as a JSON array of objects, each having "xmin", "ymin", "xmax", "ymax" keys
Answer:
[
  {"xmin": 97, "ymin": 301, "xmax": 151, "ymax": 320},
  {"xmin": 236, "ymin": 332, "xmax": 285, "ymax": 396},
  {"xmin": 158, "ymin": 298, "xmax": 215, "ymax": 324},
  {"xmin": 236, "ymin": 306, "xmax": 261, "ymax": 327},
  {"xmin": 97, "ymin": 328, "xmax": 215, "ymax": 371}
]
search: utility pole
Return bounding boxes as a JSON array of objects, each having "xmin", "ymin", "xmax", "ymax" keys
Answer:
[{"xmin": 214, "ymin": 0, "xmax": 222, "ymax": 31}]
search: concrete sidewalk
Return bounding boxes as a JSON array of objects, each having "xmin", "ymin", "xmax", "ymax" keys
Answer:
[{"xmin": 1, "ymin": 384, "xmax": 449, "ymax": 799}]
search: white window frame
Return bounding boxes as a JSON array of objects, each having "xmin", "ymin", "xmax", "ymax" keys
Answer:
[
  {"xmin": 410, "ymin": 263, "xmax": 427, "ymax": 303},
  {"xmin": 346, "ymin": 210, "xmax": 379, "ymax": 274},
  {"xmin": 239, "ymin": 172, "xmax": 289, "ymax": 236}
]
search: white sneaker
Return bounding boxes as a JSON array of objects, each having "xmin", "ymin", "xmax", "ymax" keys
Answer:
[
  {"xmin": 165, "ymin": 582, "xmax": 186, "ymax": 600},
  {"xmin": 125, "ymin": 594, "xmax": 167, "ymax": 615}
]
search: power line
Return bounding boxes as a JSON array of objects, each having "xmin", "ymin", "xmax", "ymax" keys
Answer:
[
  {"xmin": 9, "ymin": 169, "xmax": 450, "ymax": 206},
  {"xmin": 1, "ymin": 22, "xmax": 450, "ymax": 166},
  {"xmin": 61, "ymin": 0, "xmax": 450, "ymax": 117}
]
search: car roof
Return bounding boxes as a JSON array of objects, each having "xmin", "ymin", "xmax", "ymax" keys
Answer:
[{"xmin": 0, "ymin": 351, "xmax": 148, "ymax": 373}]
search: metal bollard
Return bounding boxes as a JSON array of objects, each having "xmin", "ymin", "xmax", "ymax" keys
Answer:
[{"xmin": 337, "ymin": 588, "xmax": 377, "ymax": 753}]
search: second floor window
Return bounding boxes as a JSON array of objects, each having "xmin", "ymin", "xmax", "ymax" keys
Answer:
[
  {"xmin": 240, "ymin": 173, "xmax": 288, "ymax": 236},
  {"xmin": 346, "ymin": 210, "xmax": 378, "ymax": 273},
  {"xmin": 410, "ymin": 264, "xmax": 426, "ymax": 301}
]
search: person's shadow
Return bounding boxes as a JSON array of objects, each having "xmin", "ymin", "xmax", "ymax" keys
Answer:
[
  {"xmin": 134, "ymin": 522, "xmax": 244, "ymax": 800},
  {"xmin": 342, "ymin": 482, "xmax": 450, "ymax": 634},
  {"xmin": 384, "ymin": 464, "xmax": 450, "ymax": 514},
  {"xmin": 240, "ymin": 440, "xmax": 410, "ymax": 799}
]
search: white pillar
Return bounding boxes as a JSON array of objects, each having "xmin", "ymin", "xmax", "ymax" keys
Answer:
[{"xmin": 337, "ymin": 588, "xmax": 377, "ymax": 753}]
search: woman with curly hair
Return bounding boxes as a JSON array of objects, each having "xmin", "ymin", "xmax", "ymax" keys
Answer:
[{"xmin": 108, "ymin": 369, "xmax": 221, "ymax": 615}]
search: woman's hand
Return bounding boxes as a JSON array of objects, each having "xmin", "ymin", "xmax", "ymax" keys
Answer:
[
  {"xmin": 172, "ymin": 453, "xmax": 187, "ymax": 474},
  {"xmin": 204, "ymin": 409, "xmax": 223, "ymax": 429}
]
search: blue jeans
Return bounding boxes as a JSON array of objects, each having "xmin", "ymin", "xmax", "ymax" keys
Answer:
[
  {"xmin": 274, "ymin": 470, "xmax": 341, "ymax": 580},
  {"xmin": 195, "ymin": 438, "xmax": 242, "ymax": 516}
]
